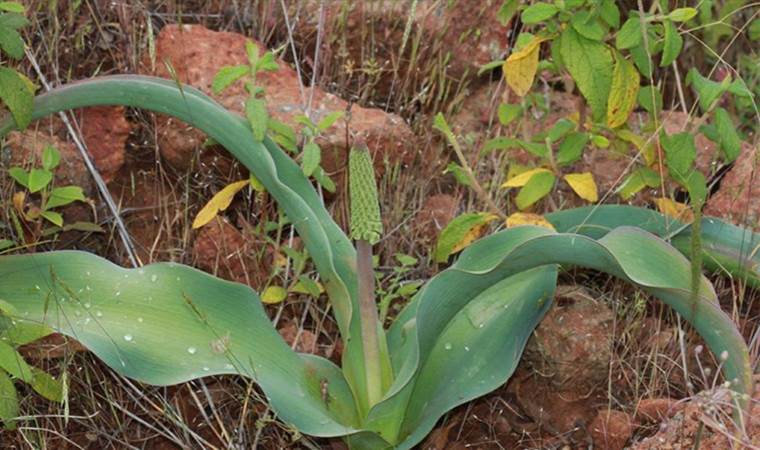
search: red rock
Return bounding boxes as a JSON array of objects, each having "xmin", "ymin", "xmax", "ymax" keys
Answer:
[
  {"xmin": 72, "ymin": 106, "xmax": 130, "ymax": 182},
  {"xmin": 635, "ymin": 398, "xmax": 682, "ymax": 423},
  {"xmin": 414, "ymin": 193, "xmax": 458, "ymax": 240},
  {"xmin": 147, "ymin": 24, "xmax": 418, "ymax": 176},
  {"xmin": 192, "ymin": 217, "xmax": 270, "ymax": 289},
  {"xmin": 590, "ymin": 409, "xmax": 634, "ymax": 450},
  {"xmin": 705, "ymin": 144, "xmax": 759, "ymax": 229}
]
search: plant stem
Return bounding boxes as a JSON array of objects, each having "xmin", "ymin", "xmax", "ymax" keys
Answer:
[{"xmin": 356, "ymin": 239, "xmax": 383, "ymax": 407}]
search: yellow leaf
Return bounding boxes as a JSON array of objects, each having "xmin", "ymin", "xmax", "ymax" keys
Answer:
[
  {"xmin": 606, "ymin": 54, "xmax": 640, "ymax": 128},
  {"xmin": 654, "ymin": 198, "xmax": 694, "ymax": 223},
  {"xmin": 564, "ymin": 172, "xmax": 599, "ymax": 202},
  {"xmin": 450, "ymin": 217, "xmax": 496, "ymax": 255},
  {"xmin": 12, "ymin": 191, "xmax": 25, "ymax": 213},
  {"xmin": 503, "ymin": 36, "xmax": 547, "ymax": 97},
  {"xmin": 502, "ymin": 168, "xmax": 552, "ymax": 188},
  {"xmin": 261, "ymin": 286, "xmax": 288, "ymax": 304},
  {"xmin": 192, "ymin": 180, "xmax": 249, "ymax": 229},
  {"xmin": 505, "ymin": 212, "xmax": 556, "ymax": 230}
]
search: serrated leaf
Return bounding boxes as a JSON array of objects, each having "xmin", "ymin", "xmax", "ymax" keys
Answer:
[
  {"xmin": 571, "ymin": 11, "xmax": 606, "ymax": 41},
  {"xmin": 661, "ymin": 132, "xmax": 696, "ymax": 179},
  {"xmin": 520, "ymin": 2, "xmax": 558, "ymax": 24},
  {"xmin": 714, "ymin": 107, "xmax": 741, "ymax": 162},
  {"xmin": 547, "ymin": 118, "xmax": 575, "ymax": 143},
  {"xmin": 40, "ymin": 211, "xmax": 62, "ymax": 227},
  {"xmin": 244, "ymin": 100, "xmax": 268, "ymax": 144},
  {"xmin": 502, "ymin": 167, "xmax": 552, "ymax": 188},
  {"xmin": 661, "ymin": 20, "xmax": 683, "ymax": 67},
  {"xmin": 0, "ymin": 67, "xmax": 33, "ymax": 128},
  {"xmin": 668, "ymin": 8, "xmax": 697, "ymax": 22},
  {"xmin": 564, "ymin": 172, "xmax": 599, "ymax": 202},
  {"xmin": 27, "ymin": 168, "xmax": 52, "ymax": 193},
  {"xmin": 497, "ymin": 103, "xmax": 522, "ymax": 126},
  {"xmin": 629, "ymin": 42, "xmax": 653, "ymax": 78},
  {"xmin": 616, "ymin": 166, "xmax": 660, "ymax": 200},
  {"xmin": 557, "ymin": 132, "xmax": 589, "ymax": 166},
  {"xmin": 435, "ymin": 213, "xmax": 498, "ymax": 263},
  {"xmin": 607, "ymin": 54, "xmax": 640, "ymax": 128},
  {"xmin": 685, "ymin": 171, "xmax": 707, "ymax": 206},
  {"xmin": 616, "ymin": 17, "xmax": 642, "ymax": 50},
  {"xmin": 261, "ymin": 286, "xmax": 287, "ymax": 304},
  {"xmin": 600, "ymin": 0, "xmax": 620, "ymax": 28},
  {"xmin": 192, "ymin": 180, "xmax": 249, "ymax": 229},
  {"xmin": 515, "ymin": 171, "xmax": 555, "ymax": 210},
  {"xmin": 46, "ymin": 186, "xmax": 85, "ymax": 209},
  {"xmin": 496, "ymin": 0, "xmax": 519, "ymax": 25},
  {"xmin": 686, "ymin": 69, "xmax": 729, "ymax": 112},
  {"xmin": 211, "ymin": 65, "xmax": 248, "ymax": 95},
  {"xmin": 505, "ymin": 212, "xmax": 556, "ymax": 230},
  {"xmin": 301, "ymin": 142, "xmax": 321, "ymax": 176},
  {"xmin": 503, "ymin": 35, "xmax": 546, "ymax": 97},
  {"xmin": 256, "ymin": 52, "xmax": 279, "ymax": 72},
  {"xmin": 312, "ymin": 167, "xmax": 336, "ymax": 193},
  {"xmin": 559, "ymin": 27, "xmax": 613, "ymax": 122},
  {"xmin": 7, "ymin": 167, "xmax": 27, "ymax": 188},
  {"xmin": 41, "ymin": 145, "xmax": 60, "ymax": 171},
  {"xmin": 655, "ymin": 197, "xmax": 693, "ymax": 222}
]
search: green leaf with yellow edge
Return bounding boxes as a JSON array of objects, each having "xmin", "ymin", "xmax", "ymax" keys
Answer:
[
  {"xmin": 559, "ymin": 27, "xmax": 613, "ymax": 122},
  {"xmin": 434, "ymin": 213, "xmax": 498, "ymax": 263},
  {"xmin": 502, "ymin": 35, "xmax": 547, "ymax": 97},
  {"xmin": 505, "ymin": 212, "xmax": 556, "ymax": 230},
  {"xmin": 261, "ymin": 286, "xmax": 288, "ymax": 304},
  {"xmin": 192, "ymin": 179, "xmax": 249, "ymax": 229},
  {"xmin": 515, "ymin": 171, "xmax": 555, "ymax": 210},
  {"xmin": 607, "ymin": 54, "xmax": 640, "ymax": 128},
  {"xmin": 501, "ymin": 167, "xmax": 552, "ymax": 188},
  {"xmin": 563, "ymin": 172, "xmax": 599, "ymax": 202}
]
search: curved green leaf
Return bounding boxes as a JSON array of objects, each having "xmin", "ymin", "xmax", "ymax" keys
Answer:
[{"xmin": 0, "ymin": 251, "xmax": 360, "ymax": 436}]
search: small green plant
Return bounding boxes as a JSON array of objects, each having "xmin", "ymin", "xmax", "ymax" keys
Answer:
[
  {"xmin": 0, "ymin": 2, "xmax": 33, "ymax": 130},
  {"xmin": 7, "ymin": 145, "xmax": 87, "ymax": 229},
  {"xmin": 0, "ymin": 76, "xmax": 756, "ymax": 448}
]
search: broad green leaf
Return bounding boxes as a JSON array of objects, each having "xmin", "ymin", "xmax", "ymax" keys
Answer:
[
  {"xmin": 616, "ymin": 166, "xmax": 660, "ymax": 200},
  {"xmin": 245, "ymin": 97, "xmax": 268, "ymax": 141},
  {"xmin": 502, "ymin": 35, "xmax": 546, "ymax": 97},
  {"xmin": 496, "ymin": 0, "xmax": 519, "ymax": 25},
  {"xmin": 317, "ymin": 111, "xmax": 344, "ymax": 132},
  {"xmin": 685, "ymin": 171, "xmax": 707, "ymax": 206},
  {"xmin": 0, "ymin": 252, "xmax": 361, "ymax": 436},
  {"xmin": 261, "ymin": 285, "xmax": 287, "ymax": 304},
  {"xmin": 30, "ymin": 368, "xmax": 62, "ymax": 402},
  {"xmin": 520, "ymin": 2, "xmax": 558, "ymax": 24},
  {"xmin": 571, "ymin": 10, "xmax": 606, "ymax": 41},
  {"xmin": 0, "ymin": 67, "xmax": 33, "ymax": 128},
  {"xmin": 301, "ymin": 141, "xmax": 321, "ymax": 176},
  {"xmin": 591, "ymin": 134, "xmax": 610, "ymax": 148},
  {"xmin": 0, "ymin": 25, "xmax": 23, "ymax": 59},
  {"xmin": 668, "ymin": 7, "xmax": 698, "ymax": 22},
  {"xmin": 0, "ymin": 2, "xmax": 24, "ymax": 13},
  {"xmin": 434, "ymin": 213, "xmax": 498, "ymax": 263},
  {"xmin": 607, "ymin": 54, "xmax": 640, "ymax": 128},
  {"xmin": 661, "ymin": 132, "xmax": 695, "ymax": 179},
  {"xmin": 638, "ymin": 85, "xmax": 662, "ymax": 115},
  {"xmin": 563, "ymin": 172, "xmax": 598, "ymax": 202},
  {"xmin": 599, "ymin": 0, "xmax": 620, "ymax": 28},
  {"xmin": 547, "ymin": 118, "xmax": 575, "ymax": 143},
  {"xmin": 443, "ymin": 162, "xmax": 471, "ymax": 186},
  {"xmin": 255, "ymin": 52, "xmax": 279, "ymax": 72},
  {"xmin": 192, "ymin": 180, "xmax": 249, "ymax": 229},
  {"xmin": 497, "ymin": 103, "xmax": 522, "ymax": 126},
  {"xmin": 686, "ymin": 69, "xmax": 730, "ymax": 112},
  {"xmin": 46, "ymin": 186, "xmax": 85, "ymax": 209},
  {"xmin": 27, "ymin": 168, "xmax": 52, "ymax": 193},
  {"xmin": 0, "ymin": 341, "xmax": 32, "ymax": 381},
  {"xmin": 616, "ymin": 17, "xmax": 642, "ymax": 50},
  {"xmin": 629, "ymin": 43, "xmax": 653, "ymax": 78},
  {"xmin": 211, "ymin": 65, "xmax": 249, "ymax": 95},
  {"xmin": 313, "ymin": 167, "xmax": 336, "ymax": 193},
  {"xmin": 0, "ymin": 371, "xmax": 17, "ymax": 430},
  {"xmin": 41, "ymin": 145, "xmax": 60, "ymax": 171},
  {"xmin": 40, "ymin": 210, "xmax": 63, "ymax": 227},
  {"xmin": 559, "ymin": 27, "xmax": 613, "ymax": 122},
  {"xmin": 516, "ymin": 171, "xmax": 555, "ymax": 210},
  {"xmin": 0, "ymin": 11, "xmax": 26, "ymax": 28},
  {"xmin": 501, "ymin": 167, "xmax": 551, "ymax": 188},
  {"xmin": 556, "ymin": 132, "xmax": 589, "ymax": 165},
  {"xmin": 7, "ymin": 167, "xmax": 27, "ymax": 188},
  {"xmin": 660, "ymin": 20, "xmax": 683, "ymax": 67},
  {"xmin": 713, "ymin": 107, "xmax": 741, "ymax": 162}
]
